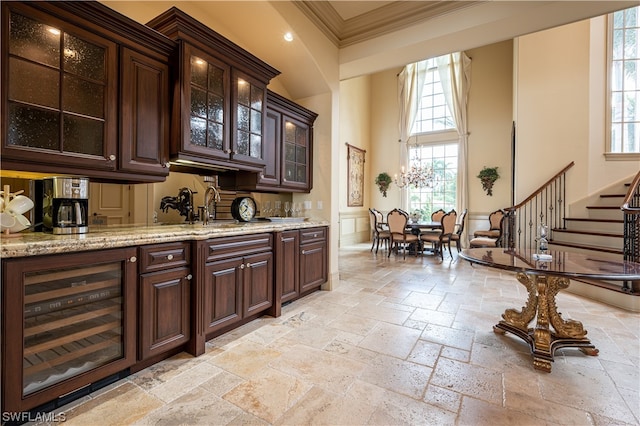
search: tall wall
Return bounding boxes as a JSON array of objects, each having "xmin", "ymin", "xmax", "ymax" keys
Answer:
[
  {"xmin": 338, "ymin": 76, "xmax": 373, "ymax": 246},
  {"xmin": 514, "ymin": 17, "xmax": 639, "ymax": 211},
  {"xmin": 339, "ymin": 40, "xmax": 514, "ymax": 246}
]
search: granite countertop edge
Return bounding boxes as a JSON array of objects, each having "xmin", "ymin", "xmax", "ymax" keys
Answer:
[{"xmin": 1, "ymin": 220, "xmax": 330, "ymax": 258}]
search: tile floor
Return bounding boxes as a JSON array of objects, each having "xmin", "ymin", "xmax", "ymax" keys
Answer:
[{"xmin": 44, "ymin": 244, "xmax": 639, "ymax": 425}]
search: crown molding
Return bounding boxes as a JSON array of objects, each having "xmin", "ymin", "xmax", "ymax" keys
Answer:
[{"xmin": 294, "ymin": 1, "xmax": 480, "ymax": 47}]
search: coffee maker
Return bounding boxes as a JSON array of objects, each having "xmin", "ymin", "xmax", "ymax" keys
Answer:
[{"xmin": 43, "ymin": 177, "xmax": 89, "ymax": 234}]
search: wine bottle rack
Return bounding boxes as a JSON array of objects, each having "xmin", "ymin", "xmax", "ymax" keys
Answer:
[{"xmin": 21, "ymin": 262, "xmax": 125, "ymax": 396}]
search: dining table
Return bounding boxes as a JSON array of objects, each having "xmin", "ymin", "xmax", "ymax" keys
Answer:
[
  {"xmin": 459, "ymin": 247, "xmax": 640, "ymax": 372},
  {"xmin": 405, "ymin": 221, "xmax": 442, "ymax": 254}
]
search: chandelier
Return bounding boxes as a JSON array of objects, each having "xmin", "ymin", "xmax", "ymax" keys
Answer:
[{"xmin": 394, "ymin": 162, "xmax": 438, "ymax": 189}]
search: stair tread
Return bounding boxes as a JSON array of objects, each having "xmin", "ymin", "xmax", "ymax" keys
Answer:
[
  {"xmin": 586, "ymin": 206, "xmax": 622, "ymax": 210},
  {"xmin": 550, "ymin": 241, "xmax": 624, "ymax": 255},
  {"xmin": 552, "ymin": 228, "xmax": 623, "ymax": 238},
  {"xmin": 564, "ymin": 217, "xmax": 624, "ymax": 223}
]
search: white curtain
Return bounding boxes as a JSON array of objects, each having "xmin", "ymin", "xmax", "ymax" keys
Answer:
[
  {"xmin": 437, "ymin": 52, "xmax": 471, "ymax": 246},
  {"xmin": 397, "ymin": 62, "xmax": 427, "ymax": 206}
]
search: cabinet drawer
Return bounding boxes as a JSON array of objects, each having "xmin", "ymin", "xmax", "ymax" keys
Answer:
[
  {"xmin": 300, "ymin": 227, "xmax": 326, "ymax": 244},
  {"xmin": 139, "ymin": 242, "xmax": 190, "ymax": 273},
  {"xmin": 203, "ymin": 234, "xmax": 273, "ymax": 262}
]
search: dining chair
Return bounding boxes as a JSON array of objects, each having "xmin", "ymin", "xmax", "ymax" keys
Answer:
[
  {"xmin": 419, "ymin": 208, "xmax": 446, "ymax": 251},
  {"xmin": 449, "ymin": 208, "xmax": 467, "ymax": 253},
  {"xmin": 470, "ymin": 212, "xmax": 505, "ymax": 248},
  {"xmin": 387, "ymin": 209, "xmax": 420, "ymax": 259},
  {"xmin": 420, "ymin": 209, "xmax": 457, "ymax": 259},
  {"xmin": 473, "ymin": 209, "xmax": 505, "ymax": 239},
  {"xmin": 369, "ymin": 208, "xmax": 390, "ymax": 254}
]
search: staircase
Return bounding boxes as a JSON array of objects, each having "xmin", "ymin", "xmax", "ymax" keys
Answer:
[
  {"xmin": 551, "ymin": 182, "xmax": 628, "ymax": 258},
  {"xmin": 504, "ymin": 164, "xmax": 640, "ymax": 312}
]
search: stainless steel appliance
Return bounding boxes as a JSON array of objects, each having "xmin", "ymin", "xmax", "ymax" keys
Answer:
[{"xmin": 43, "ymin": 177, "xmax": 89, "ymax": 234}]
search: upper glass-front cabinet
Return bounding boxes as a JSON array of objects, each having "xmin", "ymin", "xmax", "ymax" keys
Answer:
[
  {"xmin": 283, "ymin": 117, "xmax": 309, "ymax": 187},
  {"xmin": 3, "ymin": 4, "xmax": 117, "ymax": 169},
  {"xmin": 233, "ymin": 70, "xmax": 265, "ymax": 167},
  {"xmin": 147, "ymin": 7, "xmax": 279, "ymax": 173},
  {"xmin": 185, "ymin": 46, "xmax": 230, "ymax": 160}
]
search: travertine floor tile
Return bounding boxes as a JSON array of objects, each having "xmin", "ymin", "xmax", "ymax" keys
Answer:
[
  {"xmin": 357, "ymin": 321, "xmax": 422, "ymax": 359},
  {"xmin": 61, "ymin": 382, "xmax": 163, "ymax": 426},
  {"xmin": 42, "ymin": 243, "xmax": 640, "ymax": 426}
]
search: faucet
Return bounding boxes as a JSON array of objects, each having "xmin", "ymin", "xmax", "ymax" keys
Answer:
[{"xmin": 203, "ymin": 185, "xmax": 221, "ymax": 225}]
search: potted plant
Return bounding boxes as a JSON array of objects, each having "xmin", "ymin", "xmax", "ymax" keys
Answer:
[
  {"xmin": 375, "ymin": 172, "xmax": 392, "ymax": 197},
  {"xmin": 477, "ymin": 166, "xmax": 500, "ymax": 196}
]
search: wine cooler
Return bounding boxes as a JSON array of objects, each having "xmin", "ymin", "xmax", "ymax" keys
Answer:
[{"xmin": 2, "ymin": 248, "xmax": 137, "ymax": 413}]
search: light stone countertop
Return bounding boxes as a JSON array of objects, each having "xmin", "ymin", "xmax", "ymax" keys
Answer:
[{"xmin": 0, "ymin": 219, "xmax": 330, "ymax": 258}]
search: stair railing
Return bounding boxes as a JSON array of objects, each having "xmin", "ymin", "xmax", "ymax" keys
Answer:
[
  {"xmin": 503, "ymin": 162, "xmax": 575, "ymax": 252},
  {"xmin": 622, "ymin": 170, "xmax": 640, "ymax": 265}
]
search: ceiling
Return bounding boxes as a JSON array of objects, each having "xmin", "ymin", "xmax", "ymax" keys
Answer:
[{"xmin": 102, "ymin": 1, "xmax": 639, "ymax": 100}]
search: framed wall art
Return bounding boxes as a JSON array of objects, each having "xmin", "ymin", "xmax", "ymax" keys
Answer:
[{"xmin": 346, "ymin": 143, "xmax": 365, "ymax": 207}]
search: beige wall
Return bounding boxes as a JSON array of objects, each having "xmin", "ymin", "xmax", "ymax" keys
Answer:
[
  {"xmin": 515, "ymin": 17, "xmax": 639, "ymax": 212},
  {"xmin": 340, "ymin": 41, "xmax": 513, "ymax": 246},
  {"xmin": 338, "ymin": 76, "xmax": 373, "ymax": 247}
]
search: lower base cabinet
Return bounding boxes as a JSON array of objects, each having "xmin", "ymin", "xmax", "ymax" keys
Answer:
[
  {"xmin": 274, "ymin": 227, "xmax": 327, "ymax": 316},
  {"xmin": 300, "ymin": 227, "xmax": 328, "ymax": 294},
  {"xmin": 193, "ymin": 234, "xmax": 274, "ymax": 354},
  {"xmin": 138, "ymin": 242, "xmax": 192, "ymax": 361}
]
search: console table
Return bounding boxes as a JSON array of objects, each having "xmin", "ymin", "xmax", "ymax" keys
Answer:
[{"xmin": 459, "ymin": 248, "xmax": 640, "ymax": 372}]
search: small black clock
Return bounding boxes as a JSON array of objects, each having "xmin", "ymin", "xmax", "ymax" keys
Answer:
[{"xmin": 231, "ymin": 197, "xmax": 256, "ymax": 222}]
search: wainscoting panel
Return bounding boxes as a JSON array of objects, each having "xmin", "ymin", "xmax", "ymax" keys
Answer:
[{"xmin": 339, "ymin": 210, "xmax": 370, "ymax": 247}]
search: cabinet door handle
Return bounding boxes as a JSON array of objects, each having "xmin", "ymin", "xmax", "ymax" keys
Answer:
[
  {"xmin": 167, "ymin": 254, "xmax": 174, "ymax": 260},
  {"xmin": 301, "ymin": 250, "xmax": 306, "ymax": 255},
  {"xmin": 245, "ymin": 262, "xmax": 251, "ymax": 268},
  {"xmin": 109, "ymin": 154, "xmax": 116, "ymax": 161},
  {"xmin": 185, "ymin": 274, "xmax": 192, "ymax": 280},
  {"xmin": 225, "ymin": 149, "xmax": 232, "ymax": 154},
  {"xmin": 163, "ymin": 162, "xmax": 170, "ymax": 168},
  {"xmin": 129, "ymin": 256, "xmax": 137, "ymax": 263},
  {"xmin": 240, "ymin": 263, "xmax": 245, "ymax": 269},
  {"xmin": 313, "ymin": 234, "xmax": 318, "ymax": 237}
]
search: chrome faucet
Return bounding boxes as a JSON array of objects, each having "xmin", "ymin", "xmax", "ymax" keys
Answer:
[{"xmin": 203, "ymin": 185, "xmax": 221, "ymax": 225}]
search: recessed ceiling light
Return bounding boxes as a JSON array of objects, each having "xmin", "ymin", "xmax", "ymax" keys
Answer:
[{"xmin": 284, "ymin": 32, "xmax": 294, "ymax": 42}]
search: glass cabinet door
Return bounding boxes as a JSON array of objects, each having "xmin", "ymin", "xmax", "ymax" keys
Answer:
[
  {"xmin": 282, "ymin": 117, "xmax": 310, "ymax": 188},
  {"xmin": 232, "ymin": 70, "xmax": 266, "ymax": 167},
  {"xmin": 3, "ymin": 5, "xmax": 117, "ymax": 168},
  {"xmin": 187, "ymin": 46, "xmax": 230, "ymax": 159}
]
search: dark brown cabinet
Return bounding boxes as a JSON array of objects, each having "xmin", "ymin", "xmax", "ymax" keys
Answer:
[
  {"xmin": 119, "ymin": 48, "xmax": 171, "ymax": 177},
  {"xmin": 194, "ymin": 234, "xmax": 274, "ymax": 354},
  {"xmin": 273, "ymin": 230, "xmax": 300, "ymax": 317},
  {"xmin": 138, "ymin": 242, "xmax": 191, "ymax": 361},
  {"xmin": 147, "ymin": 8, "xmax": 279, "ymax": 173},
  {"xmin": 1, "ymin": 247, "xmax": 137, "ymax": 413},
  {"xmin": 273, "ymin": 227, "xmax": 327, "ymax": 317},
  {"xmin": 1, "ymin": 1, "xmax": 174, "ymax": 182},
  {"xmin": 230, "ymin": 90, "xmax": 318, "ymax": 193},
  {"xmin": 300, "ymin": 227, "xmax": 328, "ymax": 293}
]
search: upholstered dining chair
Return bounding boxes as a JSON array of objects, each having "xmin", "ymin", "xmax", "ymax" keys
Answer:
[
  {"xmin": 470, "ymin": 211, "xmax": 505, "ymax": 248},
  {"xmin": 386, "ymin": 209, "xmax": 420, "ymax": 259},
  {"xmin": 420, "ymin": 209, "xmax": 457, "ymax": 259},
  {"xmin": 369, "ymin": 208, "xmax": 390, "ymax": 254},
  {"xmin": 449, "ymin": 208, "xmax": 467, "ymax": 253},
  {"xmin": 473, "ymin": 209, "xmax": 505, "ymax": 239},
  {"xmin": 420, "ymin": 209, "xmax": 446, "ymax": 246}
]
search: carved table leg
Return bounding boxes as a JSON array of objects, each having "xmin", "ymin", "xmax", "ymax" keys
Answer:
[{"xmin": 494, "ymin": 273, "xmax": 598, "ymax": 372}]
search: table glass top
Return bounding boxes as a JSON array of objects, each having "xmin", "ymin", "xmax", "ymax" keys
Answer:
[{"xmin": 459, "ymin": 248, "xmax": 640, "ymax": 280}]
